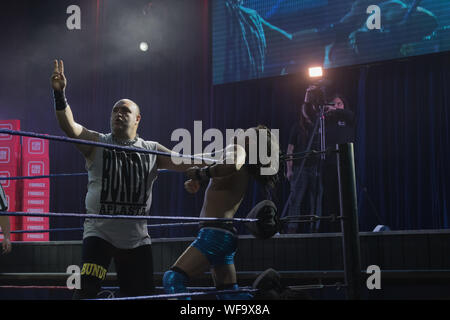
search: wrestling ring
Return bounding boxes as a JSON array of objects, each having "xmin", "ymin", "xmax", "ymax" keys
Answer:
[{"xmin": 0, "ymin": 128, "xmax": 362, "ymax": 300}]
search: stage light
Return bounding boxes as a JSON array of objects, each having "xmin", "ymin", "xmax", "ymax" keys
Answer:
[
  {"xmin": 139, "ymin": 42, "xmax": 149, "ymax": 52},
  {"xmin": 308, "ymin": 66, "xmax": 323, "ymax": 78}
]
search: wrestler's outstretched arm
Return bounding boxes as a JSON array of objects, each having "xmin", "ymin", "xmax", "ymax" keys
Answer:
[
  {"xmin": 156, "ymin": 143, "xmax": 228, "ymax": 172},
  {"xmin": 182, "ymin": 144, "xmax": 245, "ymax": 194},
  {"xmin": 185, "ymin": 144, "xmax": 246, "ymax": 180},
  {"xmin": 51, "ymin": 60, "xmax": 99, "ymax": 159}
]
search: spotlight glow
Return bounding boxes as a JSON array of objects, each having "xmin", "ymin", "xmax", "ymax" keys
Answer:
[
  {"xmin": 139, "ymin": 42, "xmax": 149, "ymax": 52},
  {"xmin": 308, "ymin": 66, "xmax": 323, "ymax": 78}
]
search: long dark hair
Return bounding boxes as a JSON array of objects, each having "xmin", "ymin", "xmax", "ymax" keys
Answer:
[
  {"xmin": 299, "ymin": 93, "xmax": 350, "ymax": 136},
  {"xmin": 329, "ymin": 93, "xmax": 349, "ymax": 110},
  {"xmin": 243, "ymin": 125, "xmax": 281, "ymax": 197}
]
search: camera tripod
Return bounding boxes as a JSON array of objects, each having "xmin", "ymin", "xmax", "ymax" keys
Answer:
[{"xmin": 281, "ymin": 103, "xmax": 330, "ymax": 233}]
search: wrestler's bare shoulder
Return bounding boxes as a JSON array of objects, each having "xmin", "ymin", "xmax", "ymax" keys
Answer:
[{"xmin": 209, "ymin": 165, "xmax": 249, "ymax": 190}]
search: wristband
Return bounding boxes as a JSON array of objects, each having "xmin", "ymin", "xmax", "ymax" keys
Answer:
[
  {"xmin": 53, "ymin": 90, "xmax": 68, "ymax": 111},
  {"xmin": 205, "ymin": 166, "xmax": 212, "ymax": 178},
  {"xmin": 199, "ymin": 168, "xmax": 208, "ymax": 181},
  {"xmin": 197, "ymin": 166, "xmax": 212, "ymax": 181},
  {"xmin": 194, "ymin": 168, "xmax": 202, "ymax": 181}
]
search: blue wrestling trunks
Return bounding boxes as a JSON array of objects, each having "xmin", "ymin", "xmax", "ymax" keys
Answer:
[{"xmin": 190, "ymin": 224, "xmax": 238, "ymax": 266}]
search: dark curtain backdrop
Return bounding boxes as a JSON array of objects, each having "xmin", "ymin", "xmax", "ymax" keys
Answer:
[
  {"xmin": 357, "ymin": 54, "xmax": 450, "ymax": 230},
  {"xmin": 0, "ymin": 1, "xmax": 449, "ymax": 240},
  {"xmin": 0, "ymin": 0, "xmax": 212, "ymax": 240},
  {"xmin": 213, "ymin": 52, "xmax": 450, "ymax": 233}
]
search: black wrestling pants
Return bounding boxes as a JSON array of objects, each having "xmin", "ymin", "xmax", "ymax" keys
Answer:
[{"xmin": 72, "ymin": 236, "xmax": 154, "ymax": 299}]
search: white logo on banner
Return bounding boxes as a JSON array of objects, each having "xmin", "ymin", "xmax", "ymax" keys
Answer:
[
  {"xmin": 366, "ymin": 5, "xmax": 381, "ymax": 30},
  {"xmin": 366, "ymin": 265, "xmax": 381, "ymax": 289},
  {"xmin": 66, "ymin": 5, "xmax": 81, "ymax": 30},
  {"xmin": 66, "ymin": 265, "xmax": 81, "ymax": 290}
]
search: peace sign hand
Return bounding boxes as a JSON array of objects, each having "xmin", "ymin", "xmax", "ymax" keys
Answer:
[{"xmin": 51, "ymin": 59, "xmax": 67, "ymax": 91}]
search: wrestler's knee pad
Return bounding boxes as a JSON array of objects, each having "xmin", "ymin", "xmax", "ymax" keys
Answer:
[
  {"xmin": 216, "ymin": 284, "xmax": 253, "ymax": 300},
  {"xmin": 252, "ymin": 268, "xmax": 283, "ymax": 300},
  {"xmin": 163, "ymin": 268, "xmax": 190, "ymax": 300}
]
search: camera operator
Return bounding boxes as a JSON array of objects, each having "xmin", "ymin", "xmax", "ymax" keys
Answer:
[{"xmin": 284, "ymin": 86, "xmax": 355, "ymax": 233}]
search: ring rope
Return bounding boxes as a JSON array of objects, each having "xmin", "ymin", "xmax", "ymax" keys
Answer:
[
  {"xmin": 2, "ymin": 216, "xmax": 343, "ymax": 235},
  {"xmin": 289, "ymin": 283, "xmax": 346, "ymax": 290},
  {"xmin": 0, "ymin": 173, "xmax": 88, "ymax": 181},
  {"xmin": 0, "ymin": 285, "xmax": 70, "ymax": 290},
  {"xmin": 280, "ymin": 214, "xmax": 342, "ymax": 222},
  {"xmin": 7, "ymin": 228, "xmax": 83, "ymax": 234},
  {"xmin": 0, "ymin": 212, "xmax": 257, "ymax": 223},
  {"xmin": 146, "ymin": 222, "xmax": 200, "ymax": 228},
  {"xmin": 0, "ymin": 129, "xmax": 335, "ymax": 165},
  {"xmin": 0, "ymin": 129, "xmax": 219, "ymax": 164},
  {"xmin": 90, "ymin": 288, "xmax": 258, "ymax": 300},
  {"xmin": 0, "ymin": 284, "xmax": 344, "ymax": 296},
  {"xmin": 281, "ymin": 148, "xmax": 337, "ymax": 160},
  {"xmin": 0, "ymin": 214, "xmax": 343, "ymax": 235},
  {"xmin": 91, "ymin": 282, "xmax": 345, "ymax": 300},
  {"xmin": 0, "ymin": 285, "xmax": 252, "ymax": 292},
  {"xmin": 2, "ymin": 222, "xmax": 201, "ymax": 235},
  {"xmin": 0, "ymin": 169, "xmax": 175, "ymax": 181}
]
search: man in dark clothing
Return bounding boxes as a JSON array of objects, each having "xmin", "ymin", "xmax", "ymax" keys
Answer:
[{"xmin": 283, "ymin": 87, "xmax": 354, "ymax": 233}]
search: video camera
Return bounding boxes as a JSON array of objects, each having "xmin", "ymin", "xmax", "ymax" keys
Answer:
[
  {"xmin": 306, "ymin": 78, "xmax": 333, "ymax": 106},
  {"xmin": 307, "ymin": 86, "xmax": 326, "ymax": 106}
]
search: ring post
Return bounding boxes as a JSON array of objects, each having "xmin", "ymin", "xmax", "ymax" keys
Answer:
[{"xmin": 337, "ymin": 143, "xmax": 361, "ymax": 300}]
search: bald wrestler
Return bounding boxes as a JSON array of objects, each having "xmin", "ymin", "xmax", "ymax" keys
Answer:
[
  {"xmin": 163, "ymin": 125, "xmax": 280, "ymax": 300},
  {"xmin": 51, "ymin": 60, "xmax": 211, "ymax": 299}
]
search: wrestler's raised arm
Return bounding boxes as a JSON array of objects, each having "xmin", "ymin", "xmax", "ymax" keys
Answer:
[{"xmin": 51, "ymin": 60, "xmax": 100, "ymax": 159}]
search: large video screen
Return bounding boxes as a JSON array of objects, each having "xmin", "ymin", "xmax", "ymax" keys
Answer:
[{"xmin": 212, "ymin": 0, "xmax": 450, "ymax": 85}]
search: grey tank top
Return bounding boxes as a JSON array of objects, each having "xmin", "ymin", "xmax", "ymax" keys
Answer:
[{"xmin": 83, "ymin": 133, "xmax": 158, "ymax": 249}]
